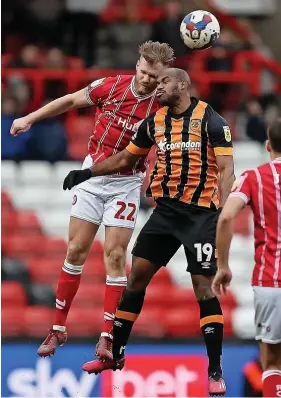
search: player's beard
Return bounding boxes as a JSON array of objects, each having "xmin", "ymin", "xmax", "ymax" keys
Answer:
[{"xmin": 157, "ymin": 87, "xmax": 180, "ymax": 106}]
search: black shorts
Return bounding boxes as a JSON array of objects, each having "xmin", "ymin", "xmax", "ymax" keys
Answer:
[{"xmin": 132, "ymin": 198, "xmax": 219, "ymax": 276}]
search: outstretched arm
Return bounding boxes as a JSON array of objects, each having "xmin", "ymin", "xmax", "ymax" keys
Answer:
[
  {"xmin": 63, "ymin": 149, "xmax": 142, "ymax": 190},
  {"xmin": 10, "ymin": 88, "xmax": 89, "ymax": 136}
]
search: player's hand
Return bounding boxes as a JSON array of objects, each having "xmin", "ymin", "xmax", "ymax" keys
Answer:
[
  {"xmin": 212, "ymin": 267, "xmax": 232, "ymax": 296},
  {"xmin": 10, "ymin": 117, "xmax": 32, "ymax": 136},
  {"xmin": 63, "ymin": 169, "xmax": 92, "ymax": 190}
]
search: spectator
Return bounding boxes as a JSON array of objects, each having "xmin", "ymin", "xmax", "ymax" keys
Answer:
[
  {"xmin": 63, "ymin": 0, "xmax": 108, "ymax": 67},
  {"xmin": 151, "ymin": 0, "xmax": 187, "ymax": 59},
  {"xmin": 1, "ymin": 95, "xmax": 31, "ymax": 160},
  {"xmin": 245, "ymin": 98, "xmax": 267, "ymax": 145},
  {"xmin": 43, "ymin": 48, "xmax": 67, "ymax": 99},
  {"xmin": 100, "ymin": 0, "xmax": 156, "ymax": 68},
  {"xmin": 27, "ymin": 100, "xmax": 68, "ymax": 163},
  {"xmin": 8, "ymin": 45, "xmax": 40, "ymax": 69}
]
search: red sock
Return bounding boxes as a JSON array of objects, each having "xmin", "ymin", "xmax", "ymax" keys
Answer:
[
  {"xmin": 53, "ymin": 261, "xmax": 84, "ymax": 330},
  {"xmin": 102, "ymin": 275, "xmax": 127, "ymax": 338},
  {"xmin": 262, "ymin": 370, "xmax": 281, "ymax": 397}
]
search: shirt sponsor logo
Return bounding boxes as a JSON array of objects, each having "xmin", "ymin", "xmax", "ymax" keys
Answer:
[{"xmin": 157, "ymin": 138, "xmax": 201, "ymax": 152}]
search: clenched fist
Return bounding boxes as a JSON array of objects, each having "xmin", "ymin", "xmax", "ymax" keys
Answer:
[
  {"xmin": 63, "ymin": 169, "xmax": 92, "ymax": 190},
  {"xmin": 10, "ymin": 116, "xmax": 32, "ymax": 136}
]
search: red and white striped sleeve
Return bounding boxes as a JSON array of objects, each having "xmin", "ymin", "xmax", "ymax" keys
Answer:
[
  {"xmin": 229, "ymin": 170, "xmax": 253, "ymax": 204},
  {"xmin": 85, "ymin": 76, "xmax": 117, "ymax": 105}
]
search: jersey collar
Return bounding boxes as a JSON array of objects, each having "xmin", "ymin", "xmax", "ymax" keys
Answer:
[{"xmin": 130, "ymin": 76, "xmax": 157, "ymax": 101}]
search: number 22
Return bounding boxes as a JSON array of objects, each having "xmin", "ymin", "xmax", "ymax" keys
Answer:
[{"xmin": 114, "ymin": 201, "xmax": 136, "ymax": 222}]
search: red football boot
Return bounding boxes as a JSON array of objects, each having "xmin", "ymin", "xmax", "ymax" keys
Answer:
[
  {"xmin": 82, "ymin": 357, "xmax": 125, "ymax": 375},
  {"xmin": 208, "ymin": 372, "xmax": 227, "ymax": 396},
  {"xmin": 37, "ymin": 329, "xmax": 67, "ymax": 357},
  {"xmin": 95, "ymin": 335, "xmax": 113, "ymax": 360}
]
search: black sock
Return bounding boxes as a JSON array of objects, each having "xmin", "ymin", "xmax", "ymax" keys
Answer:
[
  {"xmin": 198, "ymin": 297, "xmax": 223, "ymax": 375},
  {"xmin": 112, "ymin": 289, "xmax": 145, "ymax": 360}
]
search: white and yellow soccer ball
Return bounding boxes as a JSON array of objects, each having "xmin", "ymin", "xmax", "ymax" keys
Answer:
[{"xmin": 180, "ymin": 10, "xmax": 220, "ymax": 50}]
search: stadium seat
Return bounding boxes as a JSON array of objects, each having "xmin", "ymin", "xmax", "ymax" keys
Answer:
[
  {"xmin": 1, "ymin": 256, "xmax": 30, "ymax": 284},
  {"xmin": 232, "ymin": 307, "xmax": 255, "ymax": 339},
  {"xmin": 2, "ymin": 211, "xmax": 42, "ymax": 236},
  {"xmin": 18, "ymin": 161, "xmax": 53, "ymax": 185},
  {"xmin": 38, "ymin": 209, "xmax": 70, "ymax": 237},
  {"xmin": 66, "ymin": 307, "xmax": 103, "ymax": 336},
  {"xmin": 66, "ymin": 116, "xmax": 93, "ymax": 139},
  {"xmin": 1, "ymin": 190, "xmax": 14, "ymax": 210},
  {"xmin": 52, "ymin": 161, "xmax": 82, "ymax": 186},
  {"xmin": 82, "ymin": 258, "xmax": 106, "ymax": 282},
  {"xmin": 1, "ymin": 307, "xmax": 26, "ymax": 337},
  {"xmin": 68, "ymin": 140, "xmax": 88, "ymax": 161},
  {"xmin": 72, "ymin": 283, "xmax": 105, "ymax": 308},
  {"xmin": 26, "ymin": 257, "xmax": 62, "ymax": 284},
  {"xmin": 24, "ymin": 306, "xmax": 54, "ymax": 337},
  {"xmin": 9, "ymin": 187, "xmax": 52, "ymax": 211},
  {"xmin": 163, "ymin": 308, "xmax": 200, "ymax": 337},
  {"xmin": 2, "ymin": 235, "xmax": 66, "ymax": 260},
  {"xmin": 28, "ymin": 283, "xmax": 55, "ymax": 307},
  {"xmin": 133, "ymin": 307, "xmax": 165, "ymax": 337},
  {"xmin": 151, "ymin": 267, "xmax": 173, "ymax": 286},
  {"xmin": 1, "ymin": 161, "xmax": 18, "ymax": 188},
  {"xmin": 1, "ymin": 280, "xmax": 27, "ymax": 307}
]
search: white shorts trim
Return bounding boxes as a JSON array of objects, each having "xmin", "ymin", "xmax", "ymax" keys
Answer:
[
  {"xmin": 70, "ymin": 214, "xmax": 101, "ymax": 226},
  {"xmin": 253, "ymin": 286, "xmax": 281, "ymax": 344}
]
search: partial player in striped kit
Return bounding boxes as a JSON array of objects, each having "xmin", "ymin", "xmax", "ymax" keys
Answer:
[
  {"xmin": 10, "ymin": 41, "xmax": 175, "ymax": 358},
  {"xmin": 213, "ymin": 118, "xmax": 281, "ymax": 398}
]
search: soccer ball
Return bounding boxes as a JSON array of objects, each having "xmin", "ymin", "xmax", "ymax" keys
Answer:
[{"xmin": 180, "ymin": 10, "xmax": 220, "ymax": 50}]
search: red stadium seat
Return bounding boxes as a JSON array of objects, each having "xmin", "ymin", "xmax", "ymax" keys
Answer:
[
  {"xmin": 2, "ymin": 211, "xmax": 41, "ymax": 236},
  {"xmin": 68, "ymin": 140, "xmax": 88, "ymax": 161},
  {"xmin": 1, "ymin": 281, "xmax": 27, "ymax": 307},
  {"xmin": 26, "ymin": 257, "xmax": 62, "ymax": 284},
  {"xmin": 133, "ymin": 307, "xmax": 165, "ymax": 337},
  {"xmin": 163, "ymin": 308, "xmax": 200, "ymax": 337},
  {"xmin": 66, "ymin": 116, "xmax": 94, "ymax": 139},
  {"xmin": 2, "ymin": 235, "xmax": 66, "ymax": 260},
  {"xmin": 72, "ymin": 282, "xmax": 105, "ymax": 308},
  {"xmin": 24, "ymin": 306, "xmax": 54, "ymax": 337},
  {"xmin": 1, "ymin": 307, "xmax": 26, "ymax": 337},
  {"xmin": 1, "ymin": 190, "xmax": 13, "ymax": 210},
  {"xmin": 150, "ymin": 267, "xmax": 173, "ymax": 286},
  {"xmin": 66, "ymin": 307, "xmax": 103, "ymax": 336}
]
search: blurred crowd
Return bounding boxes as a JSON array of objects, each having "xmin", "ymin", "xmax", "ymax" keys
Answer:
[{"xmin": 2, "ymin": 0, "xmax": 280, "ymax": 163}]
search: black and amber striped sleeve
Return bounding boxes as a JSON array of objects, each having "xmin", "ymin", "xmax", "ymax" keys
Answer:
[
  {"xmin": 126, "ymin": 119, "xmax": 154, "ymax": 156},
  {"xmin": 207, "ymin": 106, "xmax": 233, "ymax": 156}
]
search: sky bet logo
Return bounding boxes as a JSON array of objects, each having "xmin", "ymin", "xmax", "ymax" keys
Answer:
[{"xmin": 157, "ymin": 138, "xmax": 201, "ymax": 152}]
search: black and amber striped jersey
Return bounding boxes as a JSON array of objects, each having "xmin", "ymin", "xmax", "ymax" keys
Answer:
[{"xmin": 126, "ymin": 97, "xmax": 233, "ymax": 209}]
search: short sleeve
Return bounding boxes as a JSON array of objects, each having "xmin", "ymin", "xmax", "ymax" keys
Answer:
[
  {"xmin": 84, "ymin": 76, "xmax": 117, "ymax": 105},
  {"xmin": 126, "ymin": 119, "xmax": 154, "ymax": 156},
  {"xmin": 229, "ymin": 171, "xmax": 252, "ymax": 204},
  {"xmin": 207, "ymin": 108, "xmax": 233, "ymax": 156}
]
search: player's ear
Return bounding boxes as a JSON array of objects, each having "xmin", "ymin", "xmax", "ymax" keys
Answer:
[
  {"xmin": 179, "ymin": 81, "xmax": 185, "ymax": 91},
  {"xmin": 136, "ymin": 60, "xmax": 140, "ymax": 70},
  {"xmin": 266, "ymin": 139, "xmax": 271, "ymax": 153}
]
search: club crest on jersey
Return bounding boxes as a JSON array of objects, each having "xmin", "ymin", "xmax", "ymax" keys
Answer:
[
  {"xmin": 190, "ymin": 119, "xmax": 201, "ymax": 131},
  {"xmin": 155, "ymin": 126, "xmax": 164, "ymax": 133},
  {"xmin": 223, "ymin": 126, "xmax": 232, "ymax": 142}
]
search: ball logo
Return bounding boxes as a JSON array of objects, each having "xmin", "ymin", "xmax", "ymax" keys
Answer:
[{"xmin": 72, "ymin": 195, "xmax": 77, "ymax": 205}]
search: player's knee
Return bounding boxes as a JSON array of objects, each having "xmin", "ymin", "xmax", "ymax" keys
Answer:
[
  {"xmin": 263, "ymin": 345, "xmax": 281, "ymax": 370},
  {"xmin": 66, "ymin": 241, "xmax": 88, "ymax": 265},
  {"xmin": 106, "ymin": 247, "xmax": 126, "ymax": 272},
  {"xmin": 192, "ymin": 277, "xmax": 214, "ymax": 301}
]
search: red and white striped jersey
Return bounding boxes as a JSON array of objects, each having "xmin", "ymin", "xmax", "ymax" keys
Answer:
[
  {"xmin": 230, "ymin": 158, "xmax": 281, "ymax": 287},
  {"xmin": 85, "ymin": 75, "xmax": 160, "ymax": 174}
]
